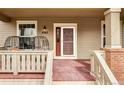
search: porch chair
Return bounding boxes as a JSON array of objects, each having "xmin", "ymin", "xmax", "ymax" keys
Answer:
[
  {"xmin": 4, "ymin": 36, "xmax": 19, "ymax": 50},
  {"xmin": 35, "ymin": 36, "xmax": 49, "ymax": 50},
  {"xmin": 0, "ymin": 36, "xmax": 49, "ymax": 50}
]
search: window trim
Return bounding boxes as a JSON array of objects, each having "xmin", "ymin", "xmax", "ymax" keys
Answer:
[
  {"xmin": 16, "ymin": 20, "xmax": 37, "ymax": 49},
  {"xmin": 101, "ymin": 20, "xmax": 106, "ymax": 48},
  {"xmin": 16, "ymin": 20, "xmax": 37, "ymax": 37}
]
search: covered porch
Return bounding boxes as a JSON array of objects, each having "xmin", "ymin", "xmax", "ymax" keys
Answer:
[{"xmin": 0, "ymin": 8, "xmax": 123, "ymax": 85}]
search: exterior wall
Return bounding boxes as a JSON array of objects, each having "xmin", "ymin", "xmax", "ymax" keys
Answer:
[
  {"xmin": 0, "ymin": 20, "xmax": 16, "ymax": 46},
  {"xmin": 0, "ymin": 17, "xmax": 101, "ymax": 59},
  {"xmin": 105, "ymin": 48, "xmax": 124, "ymax": 84}
]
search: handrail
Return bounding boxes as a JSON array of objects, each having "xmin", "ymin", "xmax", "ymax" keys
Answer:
[{"xmin": 91, "ymin": 50, "xmax": 119, "ymax": 85}]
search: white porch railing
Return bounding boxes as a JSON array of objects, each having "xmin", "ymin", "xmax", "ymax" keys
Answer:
[
  {"xmin": 91, "ymin": 50, "xmax": 119, "ymax": 85},
  {"xmin": 0, "ymin": 50, "xmax": 53, "ymax": 85}
]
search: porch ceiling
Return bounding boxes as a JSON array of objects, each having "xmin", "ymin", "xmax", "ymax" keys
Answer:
[{"xmin": 0, "ymin": 8, "xmax": 107, "ymax": 18}]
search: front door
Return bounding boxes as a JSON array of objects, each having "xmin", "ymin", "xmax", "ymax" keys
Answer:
[{"xmin": 54, "ymin": 23, "xmax": 77, "ymax": 59}]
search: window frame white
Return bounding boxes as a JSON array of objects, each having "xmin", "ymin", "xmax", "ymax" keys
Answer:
[
  {"xmin": 16, "ymin": 20, "xmax": 37, "ymax": 37},
  {"xmin": 101, "ymin": 20, "xmax": 106, "ymax": 48}
]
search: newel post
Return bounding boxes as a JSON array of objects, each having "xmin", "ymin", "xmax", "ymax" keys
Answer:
[
  {"xmin": 44, "ymin": 51, "xmax": 53, "ymax": 85},
  {"xmin": 90, "ymin": 53, "xmax": 95, "ymax": 76}
]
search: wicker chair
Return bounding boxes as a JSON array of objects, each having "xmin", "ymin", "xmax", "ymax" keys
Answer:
[
  {"xmin": 35, "ymin": 36, "xmax": 49, "ymax": 50},
  {"xmin": 3, "ymin": 36, "xmax": 19, "ymax": 50},
  {"xmin": 0, "ymin": 36, "xmax": 49, "ymax": 50}
]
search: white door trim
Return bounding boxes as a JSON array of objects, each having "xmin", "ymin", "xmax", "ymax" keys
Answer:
[{"xmin": 53, "ymin": 23, "xmax": 77, "ymax": 59}]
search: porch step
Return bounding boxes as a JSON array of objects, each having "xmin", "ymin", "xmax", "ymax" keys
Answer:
[
  {"xmin": 0, "ymin": 73, "xmax": 45, "ymax": 79},
  {"xmin": 53, "ymin": 81, "xmax": 95, "ymax": 85},
  {"xmin": 0, "ymin": 73, "xmax": 45, "ymax": 85},
  {"xmin": 0, "ymin": 79, "xmax": 44, "ymax": 85}
]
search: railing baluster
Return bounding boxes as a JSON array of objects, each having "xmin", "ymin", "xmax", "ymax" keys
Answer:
[
  {"xmin": 36, "ymin": 54, "xmax": 41, "ymax": 71},
  {"xmin": 42, "ymin": 54, "xmax": 45, "ymax": 71},
  {"xmin": 27, "ymin": 54, "xmax": 31, "ymax": 71},
  {"xmin": 7, "ymin": 55, "xmax": 11, "ymax": 70},
  {"xmin": 2, "ymin": 54, "xmax": 6, "ymax": 71},
  {"xmin": 17, "ymin": 54, "xmax": 21, "ymax": 72},
  {"xmin": 21, "ymin": 54, "xmax": 26, "ymax": 71},
  {"xmin": 12, "ymin": 53, "xmax": 17, "ymax": 75},
  {"xmin": 32, "ymin": 54, "xmax": 35, "ymax": 71}
]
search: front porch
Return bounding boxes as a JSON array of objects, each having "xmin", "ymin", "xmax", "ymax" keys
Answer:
[
  {"xmin": 0, "ymin": 49, "xmax": 119, "ymax": 85},
  {"xmin": 0, "ymin": 8, "xmax": 123, "ymax": 85}
]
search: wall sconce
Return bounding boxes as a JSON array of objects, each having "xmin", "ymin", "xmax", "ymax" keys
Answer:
[{"xmin": 42, "ymin": 25, "xmax": 48, "ymax": 34}]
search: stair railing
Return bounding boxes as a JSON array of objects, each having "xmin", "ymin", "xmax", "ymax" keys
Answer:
[{"xmin": 91, "ymin": 50, "xmax": 119, "ymax": 85}]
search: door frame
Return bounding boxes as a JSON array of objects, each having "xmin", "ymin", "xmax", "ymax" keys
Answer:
[{"xmin": 53, "ymin": 23, "xmax": 77, "ymax": 59}]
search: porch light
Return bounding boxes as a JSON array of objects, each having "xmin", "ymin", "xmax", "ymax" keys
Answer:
[{"xmin": 42, "ymin": 25, "xmax": 48, "ymax": 34}]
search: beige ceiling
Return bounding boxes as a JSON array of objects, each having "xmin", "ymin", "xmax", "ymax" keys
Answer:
[{"xmin": 0, "ymin": 8, "xmax": 107, "ymax": 18}]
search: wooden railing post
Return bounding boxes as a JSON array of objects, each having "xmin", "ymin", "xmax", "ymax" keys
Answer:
[
  {"xmin": 44, "ymin": 51, "xmax": 53, "ymax": 85},
  {"xmin": 90, "ymin": 54, "xmax": 95, "ymax": 76}
]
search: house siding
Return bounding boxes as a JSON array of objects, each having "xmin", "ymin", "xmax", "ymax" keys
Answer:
[
  {"xmin": 0, "ymin": 20, "xmax": 16, "ymax": 47},
  {"xmin": 0, "ymin": 17, "xmax": 101, "ymax": 59}
]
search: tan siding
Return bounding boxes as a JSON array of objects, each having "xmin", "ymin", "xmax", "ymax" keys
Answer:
[
  {"xmin": 0, "ymin": 20, "xmax": 16, "ymax": 47},
  {"xmin": 77, "ymin": 18, "xmax": 101, "ymax": 58},
  {"xmin": 0, "ymin": 17, "xmax": 101, "ymax": 59}
]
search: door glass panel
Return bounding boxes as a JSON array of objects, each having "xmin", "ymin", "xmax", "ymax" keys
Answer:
[
  {"xmin": 56, "ymin": 27, "xmax": 61, "ymax": 56},
  {"xmin": 63, "ymin": 28, "xmax": 73, "ymax": 55}
]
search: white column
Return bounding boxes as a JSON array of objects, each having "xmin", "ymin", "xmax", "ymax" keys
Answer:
[{"xmin": 104, "ymin": 8, "xmax": 122, "ymax": 48}]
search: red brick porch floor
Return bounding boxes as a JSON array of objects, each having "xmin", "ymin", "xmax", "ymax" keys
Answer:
[{"xmin": 0, "ymin": 59, "xmax": 95, "ymax": 81}]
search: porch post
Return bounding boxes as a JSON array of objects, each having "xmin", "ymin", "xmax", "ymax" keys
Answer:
[{"xmin": 104, "ymin": 8, "xmax": 122, "ymax": 48}]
